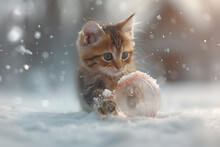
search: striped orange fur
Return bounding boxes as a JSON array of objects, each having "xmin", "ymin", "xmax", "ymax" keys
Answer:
[{"xmin": 76, "ymin": 14, "xmax": 136, "ymax": 115}]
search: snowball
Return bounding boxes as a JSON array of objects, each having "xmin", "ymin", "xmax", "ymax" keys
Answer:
[
  {"xmin": 15, "ymin": 45, "xmax": 33, "ymax": 55},
  {"xmin": 115, "ymin": 71, "xmax": 160, "ymax": 117},
  {"xmin": 34, "ymin": 31, "xmax": 41, "ymax": 39},
  {"xmin": 118, "ymin": 71, "xmax": 157, "ymax": 85},
  {"xmin": 50, "ymin": 35, "xmax": 54, "ymax": 39}
]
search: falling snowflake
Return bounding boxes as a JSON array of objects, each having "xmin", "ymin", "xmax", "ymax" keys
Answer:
[
  {"xmin": 34, "ymin": 31, "xmax": 41, "ymax": 39},
  {"xmin": 15, "ymin": 45, "xmax": 33, "ymax": 55},
  {"xmin": 182, "ymin": 64, "xmax": 187, "ymax": 69},
  {"xmin": 24, "ymin": 64, "xmax": 30, "ymax": 70},
  {"xmin": 8, "ymin": 27, "xmax": 22, "ymax": 42},
  {"xmin": 19, "ymin": 68, "xmax": 24, "ymax": 73},
  {"xmin": 42, "ymin": 52, "xmax": 49, "ymax": 59},
  {"xmin": 64, "ymin": 51, "xmax": 69, "ymax": 55},
  {"xmin": 156, "ymin": 15, "xmax": 162, "ymax": 20},
  {"xmin": 5, "ymin": 65, "xmax": 11, "ymax": 70}
]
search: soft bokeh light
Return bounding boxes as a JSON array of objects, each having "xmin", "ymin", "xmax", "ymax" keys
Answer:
[{"xmin": 7, "ymin": 26, "xmax": 22, "ymax": 42}]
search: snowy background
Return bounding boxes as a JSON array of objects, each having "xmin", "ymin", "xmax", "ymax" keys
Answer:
[{"xmin": 0, "ymin": 0, "xmax": 220, "ymax": 147}]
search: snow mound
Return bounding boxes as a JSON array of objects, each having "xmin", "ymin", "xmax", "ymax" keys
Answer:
[
  {"xmin": 0, "ymin": 83, "xmax": 220, "ymax": 147},
  {"xmin": 0, "ymin": 106, "xmax": 220, "ymax": 147}
]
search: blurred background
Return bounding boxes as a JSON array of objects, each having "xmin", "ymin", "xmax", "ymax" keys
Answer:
[{"xmin": 0, "ymin": 0, "xmax": 220, "ymax": 112}]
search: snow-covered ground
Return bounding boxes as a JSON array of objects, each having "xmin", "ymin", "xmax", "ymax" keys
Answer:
[{"xmin": 0, "ymin": 82, "xmax": 220, "ymax": 147}]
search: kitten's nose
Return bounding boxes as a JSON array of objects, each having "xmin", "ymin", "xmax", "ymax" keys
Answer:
[{"xmin": 115, "ymin": 66, "xmax": 121, "ymax": 70}]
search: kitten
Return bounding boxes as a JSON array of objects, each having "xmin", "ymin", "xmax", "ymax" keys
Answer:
[{"xmin": 76, "ymin": 14, "xmax": 136, "ymax": 115}]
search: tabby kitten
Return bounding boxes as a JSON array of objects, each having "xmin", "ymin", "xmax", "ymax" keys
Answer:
[{"xmin": 76, "ymin": 14, "xmax": 136, "ymax": 115}]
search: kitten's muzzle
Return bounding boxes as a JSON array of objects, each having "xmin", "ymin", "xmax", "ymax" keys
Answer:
[{"xmin": 115, "ymin": 65, "xmax": 122, "ymax": 71}]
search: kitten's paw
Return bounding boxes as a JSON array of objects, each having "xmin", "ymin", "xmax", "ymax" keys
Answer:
[
  {"xmin": 93, "ymin": 89, "xmax": 116, "ymax": 115},
  {"xmin": 99, "ymin": 98, "xmax": 116, "ymax": 114}
]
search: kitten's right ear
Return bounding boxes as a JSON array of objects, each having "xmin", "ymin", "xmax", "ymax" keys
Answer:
[{"xmin": 82, "ymin": 20, "xmax": 105, "ymax": 45}]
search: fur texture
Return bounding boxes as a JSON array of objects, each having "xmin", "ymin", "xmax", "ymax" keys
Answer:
[{"xmin": 76, "ymin": 14, "xmax": 136, "ymax": 115}]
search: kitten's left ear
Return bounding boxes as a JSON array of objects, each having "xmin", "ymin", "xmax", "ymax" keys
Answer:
[{"xmin": 117, "ymin": 14, "xmax": 135, "ymax": 39}]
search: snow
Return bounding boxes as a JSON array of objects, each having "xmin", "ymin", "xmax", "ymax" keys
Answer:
[
  {"xmin": 118, "ymin": 71, "xmax": 157, "ymax": 87},
  {"xmin": 0, "ymin": 83, "xmax": 219, "ymax": 147},
  {"xmin": 23, "ymin": 64, "xmax": 30, "ymax": 70},
  {"xmin": 15, "ymin": 45, "xmax": 33, "ymax": 55},
  {"xmin": 42, "ymin": 52, "xmax": 49, "ymax": 59},
  {"xmin": 8, "ymin": 27, "xmax": 22, "ymax": 42},
  {"xmin": 156, "ymin": 14, "xmax": 162, "ymax": 20},
  {"xmin": 5, "ymin": 65, "xmax": 11, "ymax": 70},
  {"xmin": 102, "ymin": 89, "xmax": 113, "ymax": 97},
  {"xmin": 34, "ymin": 31, "xmax": 41, "ymax": 39}
]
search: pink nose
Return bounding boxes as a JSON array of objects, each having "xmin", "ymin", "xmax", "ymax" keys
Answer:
[{"xmin": 115, "ymin": 66, "xmax": 121, "ymax": 70}]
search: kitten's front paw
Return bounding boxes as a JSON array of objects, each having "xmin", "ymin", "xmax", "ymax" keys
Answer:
[
  {"xmin": 99, "ymin": 98, "xmax": 116, "ymax": 114},
  {"xmin": 94, "ymin": 89, "xmax": 116, "ymax": 115}
]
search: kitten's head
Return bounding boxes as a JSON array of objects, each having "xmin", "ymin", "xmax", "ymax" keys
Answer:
[{"xmin": 77, "ymin": 14, "xmax": 135, "ymax": 77}]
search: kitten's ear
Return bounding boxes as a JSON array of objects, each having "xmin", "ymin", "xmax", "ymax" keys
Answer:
[
  {"xmin": 82, "ymin": 20, "xmax": 105, "ymax": 45},
  {"xmin": 118, "ymin": 14, "xmax": 135, "ymax": 39}
]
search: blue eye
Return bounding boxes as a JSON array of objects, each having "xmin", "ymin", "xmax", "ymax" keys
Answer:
[
  {"xmin": 103, "ymin": 53, "xmax": 113, "ymax": 61},
  {"xmin": 122, "ymin": 51, "xmax": 129, "ymax": 60}
]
